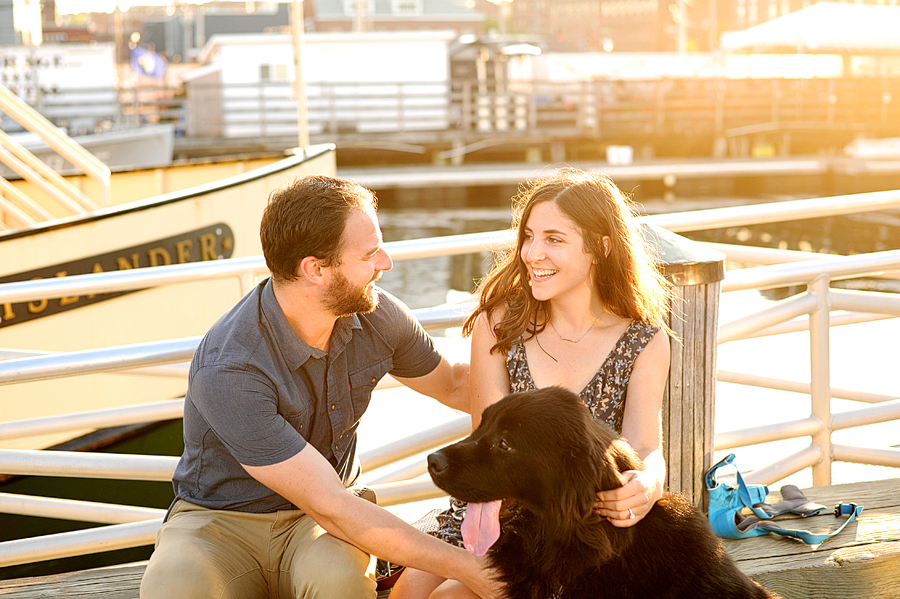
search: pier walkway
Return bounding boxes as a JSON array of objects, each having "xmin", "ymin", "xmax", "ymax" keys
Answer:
[{"xmin": 0, "ymin": 477, "xmax": 896, "ymax": 599}]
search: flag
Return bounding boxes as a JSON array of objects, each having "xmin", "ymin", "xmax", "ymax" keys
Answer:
[{"xmin": 131, "ymin": 47, "xmax": 167, "ymax": 79}]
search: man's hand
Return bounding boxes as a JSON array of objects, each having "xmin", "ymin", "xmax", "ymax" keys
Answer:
[
  {"xmin": 460, "ymin": 554, "xmax": 506, "ymax": 599},
  {"xmin": 434, "ymin": 555, "xmax": 506, "ymax": 599}
]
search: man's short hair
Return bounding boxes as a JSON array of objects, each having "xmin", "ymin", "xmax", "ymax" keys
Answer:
[{"xmin": 260, "ymin": 175, "xmax": 377, "ymax": 282}]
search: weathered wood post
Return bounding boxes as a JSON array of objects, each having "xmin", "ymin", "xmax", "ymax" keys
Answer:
[{"xmin": 643, "ymin": 223, "xmax": 725, "ymax": 508}]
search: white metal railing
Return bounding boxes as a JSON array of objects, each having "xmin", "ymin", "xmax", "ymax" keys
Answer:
[
  {"xmin": 0, "ymin": 83, "xmax": 111, "ymax": 217},
  {"xmin": 1, "ymin": 190, "xmax": 899, "ymax": 569}
]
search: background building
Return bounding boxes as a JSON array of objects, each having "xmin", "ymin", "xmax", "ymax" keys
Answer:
[
  {"xmin": 305, "ymin": 0, "xmax": 485, "ymax": 33},
  {"xmin": 1, "ymin": 0, "xmax": 43, "ymax": 46},
  {"xmin": 504, "ymin": 0, "xmax": 900, "ymax": 53}
]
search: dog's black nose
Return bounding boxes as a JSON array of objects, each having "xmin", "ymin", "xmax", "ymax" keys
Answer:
[{"xmin": 427, "ymin": 451, "xmax": 449, "ymax": 476}]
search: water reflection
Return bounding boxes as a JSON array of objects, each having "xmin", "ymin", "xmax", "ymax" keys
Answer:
[
  {"xmin": 376, "ymin": 199, "xmax": 900, "ymax": 309},
  {"xmin": 379, "ymin": 207, "xmax": 512, "ymax": 308}
]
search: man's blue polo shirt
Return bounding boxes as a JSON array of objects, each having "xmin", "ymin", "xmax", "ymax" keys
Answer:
[{"xmin": 172, "ymin": 278, "xmax": 442, "ymax": 513}]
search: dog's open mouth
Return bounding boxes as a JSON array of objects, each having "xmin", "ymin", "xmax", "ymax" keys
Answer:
[
  {"xmin": 461, "ymin": 499, "xmax": 523, "ymax": 556},
  {"xmin": 461, "ymin": 500, "xmax": 502, "ymax": 556}
]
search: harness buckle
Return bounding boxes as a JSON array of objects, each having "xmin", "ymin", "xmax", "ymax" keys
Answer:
[{"xmin": 834, "ymin": 502, "xmax": 858, "ymax": 518}]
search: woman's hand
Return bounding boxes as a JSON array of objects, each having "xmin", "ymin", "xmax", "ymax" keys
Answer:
[{"xmin": 593, "ymin": 468, "xmax": 662, "ymax": 527}]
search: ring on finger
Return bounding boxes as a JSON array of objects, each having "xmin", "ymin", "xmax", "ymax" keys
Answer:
[{"xmin": 628, "ymin": 508, "xmax": 635, "ymax": 519}]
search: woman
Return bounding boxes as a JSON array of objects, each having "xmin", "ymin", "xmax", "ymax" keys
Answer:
[{"xmin": 391, "ymin": 170, "xmax": 672, "ymax": 599}]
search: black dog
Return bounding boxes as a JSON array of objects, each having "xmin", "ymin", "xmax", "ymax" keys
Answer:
[{"xmin": 427, "ymin": 387, "xmax": 780, "ymax": 599}]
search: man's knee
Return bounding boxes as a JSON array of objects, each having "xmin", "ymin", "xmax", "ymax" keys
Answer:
[
  {"xmin": 287, "ymin": 534, "xmax": 376, "ymax": 598},
  {"xmin": 141, "ymin": 529, "xmax": 267, "ymax": 599},
  {"xmin": 141, "ymin": 543, "xmax": 229, "ymax": 599}
]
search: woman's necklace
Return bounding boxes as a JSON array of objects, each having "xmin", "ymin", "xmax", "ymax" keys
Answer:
[{"xmin": 550, "ymin": 315, "xmax": 601, "ymax": 343}]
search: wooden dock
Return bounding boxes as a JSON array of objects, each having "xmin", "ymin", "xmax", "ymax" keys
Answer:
[
  {"xmin": 724, "ymin": 477, "xmax": 900, "ymax": 599},
  {"xmin": 0, "ymin": 477, "xmax": 896, "ymax": 599}
]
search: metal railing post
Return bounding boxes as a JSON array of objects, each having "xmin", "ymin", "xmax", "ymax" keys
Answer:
[
  {"xmin": 238, "ymin": 273, "xmax": 257, "ymax": 296},
  {"xmin": 808, "ymin": 274, "xmax": 833, "ymax": 485}
]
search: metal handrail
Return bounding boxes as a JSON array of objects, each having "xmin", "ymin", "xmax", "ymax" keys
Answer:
[
  {"xmin": 0, "ymin": 302, "xmax": 475, "ymax": 386},
  {"xmin": 715, "ymin": 272, "xmax": 900, "ymax": 485},
  {"xmin": 3, "ymin": 188, "xmax": 900, "ymax": 306},
  {"xmin": 0, "ymin": 134, "xmax": 92, "ymax": 215},
  {"xmin": 722, "ymin": 249, "xmax": 900, "ymax": 293},
  {"xmin": 0, "ymin": 129, "xmax": 98, "ymax": 211},
  {"xmin": 0, "ymin": 492, "xmax": 166, "ymax": 524},
  {"xmin": 0, "ymin": 399, "xmax": 186, "ymax": 442},
  {"xmin": 0, "ymin": 83, "xmax": 111, "ymax": 207},
  {"xmin": 645, "ymin": 188, "xmax": 900, "ymax": 233},
  {"xmin": 0, "ymin": 519, "xmax": 160, "ymax": 569},
  {"xmin": 0, "ymin": 472, "xmax": 449, "ymax": 569},
  {"xmin": 0, "ymin": 336, "xmax": 202, "ymax": 386}
]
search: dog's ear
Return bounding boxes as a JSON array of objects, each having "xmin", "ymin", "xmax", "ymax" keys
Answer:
[
  {"xmin": 608, "ymin": 438, "xmax": 644, "ymax": 476},
  {"xmin": 537, "ymin": 455, "xmax": 620, "ymax": 564},
  {"xmin": 535, "ymin": 417, "xmax": 637, "ymax": 564},
  {"xmin": 592, "ymin": 431, "xmax": 634, "ymax": 493},
  {"xmin": 578, "ymin": 426, "xmax": 639, "ymax": 561}
]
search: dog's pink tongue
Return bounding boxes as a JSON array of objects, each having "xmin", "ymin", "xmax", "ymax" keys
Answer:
[{"xmin": 461, "ymin": 500, "xmax": 502, "ymax": 556}]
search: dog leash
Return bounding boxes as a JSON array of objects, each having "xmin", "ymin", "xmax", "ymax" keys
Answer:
[{"xmin": 706, "ymin": 453, "xmax": 863, "ymax": 546}]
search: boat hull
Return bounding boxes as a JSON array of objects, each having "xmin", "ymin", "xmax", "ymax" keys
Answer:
[{"xmin": 0, "ymin": 145, "xmax": 335, "ymax": 450}]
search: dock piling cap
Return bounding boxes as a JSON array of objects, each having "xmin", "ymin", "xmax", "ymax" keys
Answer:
[{"xmin": 641, "ymin": 222, "xmax": 725, "ymax": 287}]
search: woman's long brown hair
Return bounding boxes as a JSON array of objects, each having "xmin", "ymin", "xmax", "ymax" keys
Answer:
[{"xmin": 462, "ymin": 170, "xmax": 672, "ymax": 354}]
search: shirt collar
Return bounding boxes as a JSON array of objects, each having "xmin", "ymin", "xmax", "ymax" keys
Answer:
[{"xmin": 259, "ymin": 278, "xmax": 362, "ymax": 369}]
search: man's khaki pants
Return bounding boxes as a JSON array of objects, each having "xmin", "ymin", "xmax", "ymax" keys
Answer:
[{"xmin": 140, "ymin": 500, "xmax": 377, "ymax": 599}]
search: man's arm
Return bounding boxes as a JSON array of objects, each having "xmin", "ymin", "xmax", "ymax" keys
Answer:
[
  {"xmin": 393, "ymin": 357, "xmax": 470, "ymax": 413},
  {"xmin": 242, "ymin": 444, "xmax": 502, "ymax": 599}
]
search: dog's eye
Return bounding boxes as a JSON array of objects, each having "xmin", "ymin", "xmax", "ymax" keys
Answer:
[{"xmin": 497, "ymin": 439, "xmax": 511, "ymax": 451}]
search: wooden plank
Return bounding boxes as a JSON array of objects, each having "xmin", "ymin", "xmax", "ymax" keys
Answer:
[
  {"xmin": 701, "ymin": 281, "xmax": 720, "ymax": 510},
  {"xmin": 726, "ymin": 504, "xmax": 900, "ymax": 562},
  {"xmin": 680, "ymin": 284, "xmax": 697, "ymax": 498},
  {"xmin": 727, "ymin": 478, "xmax": 900, "ymax": 599},
  {"xmin": 0, "ymin": 562, "xmax": 145, "ymax": 598},
  {"xmin": 691, "ymin": 283, "xmax": 706, "ymax": 503},
  {"xmin": 665, "ymin": 286, "xmax": 686, "ymax": 496},
  {"xmin": 741, "ymin": 541, "xmax": 900, "ymax": 599},
  {"xmin": 762, "ymin": 478, "xmax": 900, "ymax": 511}
]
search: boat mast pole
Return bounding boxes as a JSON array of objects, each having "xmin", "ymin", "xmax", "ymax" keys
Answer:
[{"xmin": 291, "ymin": 0, "xmax": 310, "ymax": 154}]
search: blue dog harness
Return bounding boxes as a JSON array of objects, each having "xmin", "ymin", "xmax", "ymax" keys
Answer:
[{"xmin": 706, "ymin": 453, "xmax": 863, "ymax": 547}]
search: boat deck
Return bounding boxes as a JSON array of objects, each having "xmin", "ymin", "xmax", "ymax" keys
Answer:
[{"xmin": 0, "ymin": 478, "xmax": 897, "ymax": 598}]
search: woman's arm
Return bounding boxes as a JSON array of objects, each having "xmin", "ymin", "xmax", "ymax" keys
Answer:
[
  {"xmin": 469, "ymin": 311, "xmax": 512, "ymax": 427},
  {"xmin": 595, "ymin": 327, "xmax": 670, "ymax": 527}
]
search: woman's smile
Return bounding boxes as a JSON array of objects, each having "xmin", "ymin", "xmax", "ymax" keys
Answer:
[
  {"xmin": 521, "ymin": 201, "xmax": 594, "ymax": 302},
  {"xmin": 530, "ymin": 268, "xmax": 558, "ymax": 282}
]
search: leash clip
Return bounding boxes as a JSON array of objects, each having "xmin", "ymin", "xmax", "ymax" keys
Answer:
[{"xmin": 833, "ymin": 502, "xmax": 857, "ymax": 518}]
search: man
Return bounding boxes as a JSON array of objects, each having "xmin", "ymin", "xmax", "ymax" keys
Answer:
[{"xmin": 141, "ymin": 175, "xmax": 502, "ymax": 599}]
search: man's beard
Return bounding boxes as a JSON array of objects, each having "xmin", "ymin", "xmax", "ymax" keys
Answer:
[{"xmin": 324, "ymin": 269, "xmax": 379, "ymax": 317}]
